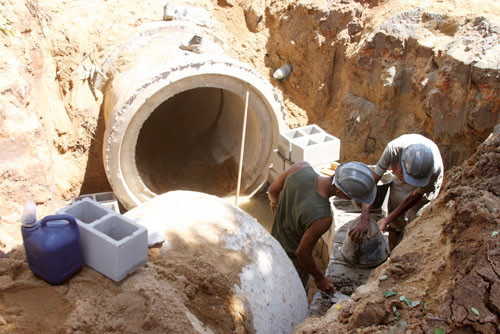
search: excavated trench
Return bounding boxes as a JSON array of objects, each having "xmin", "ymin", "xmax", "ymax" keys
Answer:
[{"xmin": 99, "ymin": 19, "xmax": 373, "ymax": 309}]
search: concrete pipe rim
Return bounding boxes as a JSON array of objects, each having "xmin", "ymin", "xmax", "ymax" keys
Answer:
[{"xmin": 103, "ymin": 55, "xmax": 287, "ymax": 209}]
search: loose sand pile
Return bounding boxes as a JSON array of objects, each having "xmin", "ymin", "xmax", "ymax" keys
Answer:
[
  {"xmin": 0, "ymin": 191, "xmax": 308, "ymax": 333},
  {"xmin": 0, "ymin": 227, "xmax": 248, "ymax": 333}
]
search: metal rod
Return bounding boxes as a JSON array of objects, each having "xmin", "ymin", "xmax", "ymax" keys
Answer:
[{"xmin": 235, "ymin": 91, "xmax": 249, "ymax": 206}]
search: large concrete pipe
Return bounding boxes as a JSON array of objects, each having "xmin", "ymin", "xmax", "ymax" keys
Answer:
[
  {"xmin": 124, "ymin": 191, "xmax": 308, "ymax": 333},
  {"xmin": 99, "ymin": 21, "xmax": 287, "ymax": 209}
]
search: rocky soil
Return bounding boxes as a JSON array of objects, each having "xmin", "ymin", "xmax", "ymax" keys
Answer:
[{"xmin": 0, "ymin": 0, "xmax": 499, "ymax": 333}]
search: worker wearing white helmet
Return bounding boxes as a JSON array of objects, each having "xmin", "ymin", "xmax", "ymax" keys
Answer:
[
  {"xmin": 349, "ymin": 134, "xmax": 444, "ymax": 250},
  {"xmin": 267, "ymin": 160, "xmax": 376, "ymax": 293}
]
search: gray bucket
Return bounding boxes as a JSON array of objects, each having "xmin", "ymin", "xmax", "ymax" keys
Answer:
[{"xmin": 341, "ymin": 217, "xmax": 389, "ymax": 268}]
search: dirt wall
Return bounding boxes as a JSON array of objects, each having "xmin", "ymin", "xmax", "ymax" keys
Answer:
[{"xmin": 264, "ymin": 2, "xmax": 500, "ymax": 167}]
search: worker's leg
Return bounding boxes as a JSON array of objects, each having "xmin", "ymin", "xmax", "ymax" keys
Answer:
[
  {"xmin": 384, "ymin": 179, "xmax": 417, "ymax": 250},
  {"xmin": 386, "ymin": 193, "xmax": 407, "ymax": 251},
  {"xmin": 288, "ymin": 253, "xmax": 310, "ymax": 291}
]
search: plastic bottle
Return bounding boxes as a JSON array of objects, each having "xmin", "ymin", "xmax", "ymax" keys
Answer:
[{"xmin": 21, "ymin": 203, "xmax": 83, "ymax": 284}]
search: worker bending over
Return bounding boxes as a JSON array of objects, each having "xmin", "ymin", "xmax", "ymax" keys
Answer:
[
  {"xmin": 267, "ymin": 161, "xmax": 376, "ymax": 293},
  {"xmin": 349, "ymin": 134, "xmax": 443, "ymax": 250}
]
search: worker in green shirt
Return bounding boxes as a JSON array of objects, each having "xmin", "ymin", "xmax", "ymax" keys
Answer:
[{"xmin": 267, "ymin": 161, "xmax": 376, "ymax": 293}]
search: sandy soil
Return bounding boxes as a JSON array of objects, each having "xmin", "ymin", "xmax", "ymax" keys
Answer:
[
  {"xmin": 0, "ymin": 225, "xmax": 250, "ymax": 333},
  {"xmin": 0, "ymin": 0, "xmax": 499, "ymax": 333}
]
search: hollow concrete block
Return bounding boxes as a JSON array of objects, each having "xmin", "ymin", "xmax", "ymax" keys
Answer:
[
  {"xmin": 278, "ymin": 128, "xmax": 306, "ymax": 160},
  {"xmin": 73, "ymin": 191, "xmax": 120, "ymax": 214},
  {"xmin": 58, "ymin": 198, "xmax": 147, "ymax": 282},
  {"xmin": 270, "ymin": 149, "xmax": 286, "ymax": 173},
  {"xmin": 291, "ymin": 132, "xmax": 340, "ymax": 166},
  {"xmin": 298, "ymin": 124, "xmax": 324, "ymax": 136}
]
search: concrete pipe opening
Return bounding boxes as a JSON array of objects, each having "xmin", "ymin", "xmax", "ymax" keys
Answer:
[
  {"xmin": 100, "ymin": 22, "xmax": 287, "ymax": 209},
  {"xmin": 136, "ymin": 86, "xmax": 259, "ymax": 197}
]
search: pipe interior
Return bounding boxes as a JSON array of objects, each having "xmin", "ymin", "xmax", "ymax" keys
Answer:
[{"xmin": 136, "ymin": 87, "xmax": 259, "ymax": 197}]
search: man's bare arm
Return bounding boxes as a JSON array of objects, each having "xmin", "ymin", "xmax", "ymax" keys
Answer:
[
  {"xmin": 378, "ymin": 191, "xmax": 423, "ymax": 232},
  {"xmin": 295, "ymin": 216, "xmax": 334, "ymax": 293},
  {"xmin": 348, "ymin": 172, "xmax": 382, "ymax": 243}
]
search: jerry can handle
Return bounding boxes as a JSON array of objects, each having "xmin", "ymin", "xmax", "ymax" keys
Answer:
[{"xmin": 40, "ymin": 214, "xmax": 78, "ymax": 230}]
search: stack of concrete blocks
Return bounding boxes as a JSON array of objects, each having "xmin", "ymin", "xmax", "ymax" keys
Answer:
[
  {"xmin": 268, "ymin": 124, "xmax": 341, "ymax": 184},
  {"xmin": 73, "ymin": 191, "xmax": 120, "ymax": 214},
  {"xmin": 58, "ymin": 198, "xmax": 148, "ymax": 282}
]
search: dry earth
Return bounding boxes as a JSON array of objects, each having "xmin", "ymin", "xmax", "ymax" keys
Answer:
[
  {"xmin": 0, "ymin": 230, "xmax": 250, "ymax": 333},
  {"xmin": 0, "ymin": 0, "xmax": 499, "ymax": 333}
]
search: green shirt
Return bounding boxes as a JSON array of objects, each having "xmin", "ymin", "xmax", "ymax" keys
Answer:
[{"xmin": 271, "ymin": 166, "xmax": 332, "ymax": 255}]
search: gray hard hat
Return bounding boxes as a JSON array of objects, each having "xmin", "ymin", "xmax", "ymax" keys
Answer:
[
  {"xmin": 401, "ymin": 143, "xmax": 434, "ymax": 187},
  {"xmin": 333, "ymin": 161, "xmax": 376, "ymax": 204}
]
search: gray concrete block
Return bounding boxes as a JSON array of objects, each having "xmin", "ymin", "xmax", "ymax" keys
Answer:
[
  {"xmin": 59, "ymin": 198, "xmax": 148, "ymax": 282},
  {"xmin": 291, "ymin": 132, "xmax": 340, "ymax": 166},
  {"xmin": 74, "ymin": 191, "xmax": 120, "ymax": 214},
  {"xmin": 270, "ymin": 149, "xmax": 286, "ymax": 173},
  {"xmin": 278, "ymin": 128, "xmax": 305, "ymax": 160}
]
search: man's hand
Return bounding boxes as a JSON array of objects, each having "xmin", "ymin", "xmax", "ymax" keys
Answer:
[
  {"xmin": 348, "ymin": 219, "xmax": 371, "ymax": 243},
  {"xmin": 315, "ymin": 275, "xmax": 335, "ymax": 294},
  {"xmin": 348, "ymin": 202, "xmax": 372, "ymax": 243},
  {"xmin": 269, "ymin": 199, "xmax": 277, "ymax": 213},
  {"xmin": 377, "ymin": 217, "xmax": 389, "ymax": 232}
]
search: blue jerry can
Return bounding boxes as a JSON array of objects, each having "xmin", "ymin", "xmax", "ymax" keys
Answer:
[{"xmin": 21, "ymin": 214, "xmax": 83, "ymax": 285}]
